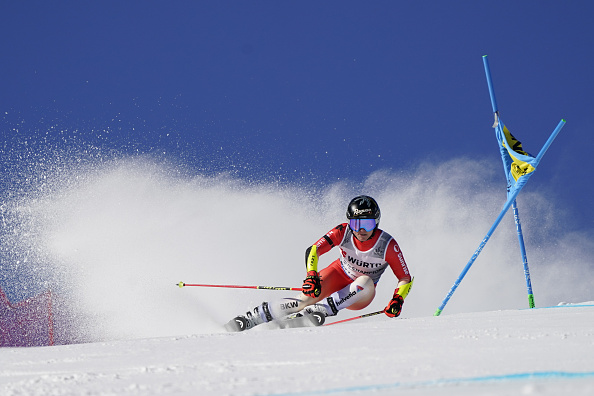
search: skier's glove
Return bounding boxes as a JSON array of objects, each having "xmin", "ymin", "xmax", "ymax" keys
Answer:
[
  {"xmin": 384, "ymin": 292, "xmax": 404, "ymax": 318},
  {"xmin": 302, "ymin": 270, "xmax": 321, "ymax": 298},
  {"xmin": 384, "ymin": 278, "xmax": 413, "ymax": 317}
]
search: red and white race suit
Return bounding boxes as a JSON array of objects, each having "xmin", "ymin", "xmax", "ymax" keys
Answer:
[{"xmin": 313, "ymin": 223, "xmax": 411, "ymax": 293}]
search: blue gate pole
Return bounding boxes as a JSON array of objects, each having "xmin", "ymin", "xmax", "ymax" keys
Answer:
[
  {"xmin": 482, "ymin": 55, "xmax": 498, "ymax": 113},
  {"xmin": 483, "ymin": 54, "xmax": 536, "ymax": 309},
  {"xmin": 512, "ymin": 200, "xmax": 535, "ymax": 308}
]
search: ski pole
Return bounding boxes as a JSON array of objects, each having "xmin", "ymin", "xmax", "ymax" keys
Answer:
[
  {"xmin": 177, "ymin": 281, "xmax": 302, "ymax": 291},
  {"xmin": 324, "ymin": 310, "xmax": 385, "ymax": 326}
]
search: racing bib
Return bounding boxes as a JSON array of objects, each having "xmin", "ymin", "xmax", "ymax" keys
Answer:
[{"xmin": 338, "ymin": 228, "xmax": 392, "ymax": 283}]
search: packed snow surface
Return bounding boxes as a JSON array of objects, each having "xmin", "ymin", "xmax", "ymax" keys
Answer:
[{"xmin": 2, "ymin": 303, "xmax": 594, "ymax": 396}]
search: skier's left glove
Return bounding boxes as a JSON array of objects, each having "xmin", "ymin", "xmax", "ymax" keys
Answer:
[
  {"xmin": 384, "ymin": 278, "xmax": 413, "ymax": 318},
  {"xmin": 302, "ymin": 270, "xmax": 321, "ymax": 298},
  {"xmin": 384, "ymin": 293, "xmax": 404, "ymax": 317}
]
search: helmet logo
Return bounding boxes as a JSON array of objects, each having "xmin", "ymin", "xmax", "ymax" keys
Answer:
[{"xmin": 353, "ymin": 208, "xmax": 372, "ymax": 216}]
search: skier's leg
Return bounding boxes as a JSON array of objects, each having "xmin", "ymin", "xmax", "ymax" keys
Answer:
[
  {"xmin": 225, "ymin": 260, "xmax": 354, "ymax": 331},
  {"xmin": 344, "ymin": 275, "xmax": 375, "ymax": 310},
  {"xmin": 305, "ymin": 275, "xmax": 375, "ymax": 317}
]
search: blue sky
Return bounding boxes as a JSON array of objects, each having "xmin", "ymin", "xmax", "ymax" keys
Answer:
[{"xmin": 1, "ymin": 2, "xmax": 592, "ymax": 230}]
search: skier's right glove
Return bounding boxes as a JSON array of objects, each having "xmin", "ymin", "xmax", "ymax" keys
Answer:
[{"xmin": 302, "ymin": 270, "xmax": 321, "ymax": 298}]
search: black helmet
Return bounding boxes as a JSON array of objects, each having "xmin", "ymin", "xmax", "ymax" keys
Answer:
[{"xmin": 346, "ymin": 195, "xmax": 381, "ymax": 223}]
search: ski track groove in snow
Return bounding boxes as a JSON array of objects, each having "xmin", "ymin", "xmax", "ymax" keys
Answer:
[{"xmin": 1, "ymin": 305, "xmax": 594, "ymax": 395}]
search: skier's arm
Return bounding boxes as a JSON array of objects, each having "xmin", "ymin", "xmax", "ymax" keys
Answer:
[
  {"xmin": 302, "ymin": 245, "xmax": 321, "ymax": 297},
  {"xmin": 384, "ymin": 239, "xmax": 413, "ymax": 317},
  {"xmin": 302, "ymin": 224, "xmax": 347, "ymax": 297},
  {"xmin": 304, "ymin": 223, "xmax": 348, "ymax": 270},
  {"xmin": 385, "ymin": 239, "xmax": 412, "ymax": 284},
  {"xmin": 304, "ymin": 244, "xmax": 318, "ymax": 272}
]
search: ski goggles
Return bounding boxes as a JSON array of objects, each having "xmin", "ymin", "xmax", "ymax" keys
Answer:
[{"xmin": 349, "ymin": 218, "xmax": 376, "ymax": 232}]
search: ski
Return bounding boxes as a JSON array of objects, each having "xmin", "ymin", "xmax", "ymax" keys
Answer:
[
  {"xmin": 224, "ymin": 308, "xmax": 389, "ymax": 332},
  {"xmin": 275, "ymin": 310, "xmax": 325, "ymax": 329},
  {"xmin": 224, "ymin": 311, "xmax": 325, "ymax": 332}
]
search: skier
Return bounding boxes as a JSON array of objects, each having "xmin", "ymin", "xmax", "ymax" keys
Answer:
[{"xmin": 225, "ymin": 195, "xmax": 413, "ymax": 331}]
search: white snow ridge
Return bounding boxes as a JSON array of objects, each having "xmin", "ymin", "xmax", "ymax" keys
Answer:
[{"xmin": 2, "ymin": 304, "xmax": 594, "ymax": 396}]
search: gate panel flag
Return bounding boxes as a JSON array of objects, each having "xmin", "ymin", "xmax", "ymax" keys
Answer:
[
  {"xmin": 495, "ymin": 116, "xmax": 538, "ymax": 198},
  {"xmin": 0, "ymin": 288, "xmax": 54, "ymax": 347}
]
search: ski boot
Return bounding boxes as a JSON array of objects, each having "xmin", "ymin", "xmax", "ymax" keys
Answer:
[
  {"xmin": 304, "ymin": 301, "xmax": 337, "ymax": 321},
  {"xmin": 224, "ymin": 303, "xmax": 270, "ymax": 332}
]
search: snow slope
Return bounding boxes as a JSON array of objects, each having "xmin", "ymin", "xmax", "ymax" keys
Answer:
[{"xmin": 2, "ymin": 303, "xmax": 594, "ymax": 396}]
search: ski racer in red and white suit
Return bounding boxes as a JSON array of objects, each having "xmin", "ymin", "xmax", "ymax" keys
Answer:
[{"xmin": 226, "ymin": 195, "xmax": 413, "ymax": 331}]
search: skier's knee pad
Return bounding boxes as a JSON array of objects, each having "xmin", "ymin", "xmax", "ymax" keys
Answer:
[{"xmin": 329, "ymin": 275, "xmax": 375, "ymax": 312}]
